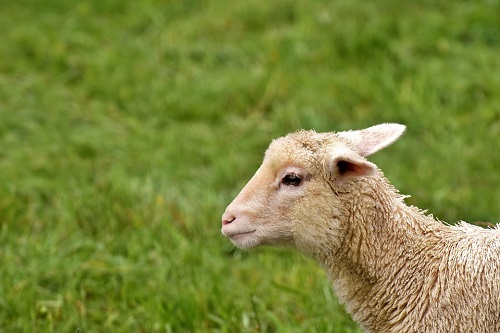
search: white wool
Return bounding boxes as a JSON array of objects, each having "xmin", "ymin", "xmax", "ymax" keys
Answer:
[{"xmin": 221, "ymin": 124, "xmax": 500, "ymax": 333}]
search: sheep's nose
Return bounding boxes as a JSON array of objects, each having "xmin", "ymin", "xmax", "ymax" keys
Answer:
[{"xmin": 222, "ymin": 212, "xmax": 236, "ymax": 226}]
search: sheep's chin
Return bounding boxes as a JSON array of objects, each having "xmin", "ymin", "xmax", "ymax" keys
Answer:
[{"xmin": 229, "ymin": 231, "xmax": 260, "ymax": 249}]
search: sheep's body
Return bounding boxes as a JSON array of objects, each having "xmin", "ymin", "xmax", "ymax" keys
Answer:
[
  {"xmin": 323, "ymin": 176, "xmax": 500, "ymax": 332},
  {"xmin": 221, "ymin": 124, "xmax": 500, "ymax": 332}
]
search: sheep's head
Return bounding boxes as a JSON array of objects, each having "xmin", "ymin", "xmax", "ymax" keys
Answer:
[{"xmin": 221, "ymin": 123, "xmax": 405, "ymax": 253}]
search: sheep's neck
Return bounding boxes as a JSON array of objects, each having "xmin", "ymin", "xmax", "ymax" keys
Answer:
[{"xmin": 322, "ymin": 177, "xmax": 445, "ymax": 332}]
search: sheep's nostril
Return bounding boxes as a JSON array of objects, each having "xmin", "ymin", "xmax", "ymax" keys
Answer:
[{"xmin": 222, "ymin": 215, "xmax": 236, "ymax": 226}]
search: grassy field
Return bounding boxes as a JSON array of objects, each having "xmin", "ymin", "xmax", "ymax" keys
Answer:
[{"xmin": 0, "ymin": 0, "xmax": 499, "ymax": 332}]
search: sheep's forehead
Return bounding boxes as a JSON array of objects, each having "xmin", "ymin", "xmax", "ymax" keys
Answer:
[{"xmin": 264, "ymin": 130, "xmax": 335, "ymax": 171}]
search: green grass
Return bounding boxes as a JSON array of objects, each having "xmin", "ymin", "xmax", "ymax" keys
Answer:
[{"xmin": 0, "ymin": 0, "xmax": 499, "ymax": 331}]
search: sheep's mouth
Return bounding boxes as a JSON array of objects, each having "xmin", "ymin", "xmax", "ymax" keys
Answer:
[
  {"xmin": 228, "ymin": 229, "xmax": 257, "ymax": 238},
  {"xmin": 227, "ymin": 230, "xmax": 256, "ymax": 238}
]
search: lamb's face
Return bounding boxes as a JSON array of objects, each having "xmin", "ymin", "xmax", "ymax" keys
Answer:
[
  {"xmin": 221, "ymin": 131, "xmax": 339, "ymax": 250},
  {"xmin": 221, "ymin": 124, "xmax": 406, "ymax": 251}
]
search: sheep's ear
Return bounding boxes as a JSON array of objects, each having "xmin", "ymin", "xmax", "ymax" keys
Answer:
[
  {"xmin": 337, "ymin": 123, "xmax": 406, "ymax": 157},
  {"xmin": 328, "ymin": 148, "xmax": 378, "ymax": 179}
]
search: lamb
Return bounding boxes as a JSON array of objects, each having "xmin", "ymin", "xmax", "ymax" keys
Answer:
[{"xmin": 221, "ymin": 123, "xmax": 500, "ymax": 333}]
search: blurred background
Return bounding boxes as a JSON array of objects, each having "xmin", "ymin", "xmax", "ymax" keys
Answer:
[{"xmin": 0, "ymin": 0, "xmax": 499, "ymax": 332}]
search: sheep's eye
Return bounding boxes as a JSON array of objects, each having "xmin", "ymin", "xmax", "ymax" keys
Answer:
[{"xmin": 281, "ymin": 173, "xmax": 302, "ymax": 187}]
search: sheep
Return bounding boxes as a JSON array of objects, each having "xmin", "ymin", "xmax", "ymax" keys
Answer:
[{"xmin": 221, "ymin": 123, "xmax": 500, "ymax": 333}]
